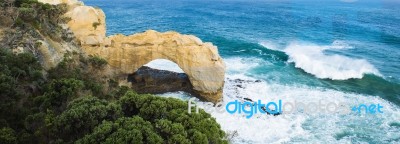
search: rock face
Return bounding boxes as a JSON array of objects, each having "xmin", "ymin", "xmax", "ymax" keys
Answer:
[
  {"xmin": 38, "ymin": 0, "xmax": 226, "ymax": 103},
  {"xmin": 128, "ymin": 66, "xmax": 194, "ymax": 95}
]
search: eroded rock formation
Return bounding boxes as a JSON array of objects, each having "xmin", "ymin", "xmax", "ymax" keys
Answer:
[{"xmin": 38, "ymin": 0, "xmax": 225, "ymax": 103}]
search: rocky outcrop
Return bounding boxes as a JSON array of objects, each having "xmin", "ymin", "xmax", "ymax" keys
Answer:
[
  {"xmin": 0, "ymin": 26, "xmax": 80, "ymax": 70},
  {"xmin": 38, "ymin": 0, "xmax": 226, "ymax": 103}
]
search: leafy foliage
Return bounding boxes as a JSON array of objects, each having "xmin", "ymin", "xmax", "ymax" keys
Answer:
[
  {"xmin": 0, "ymin": 49, "xmax": 43, "ymax": 129},
  {"xmin": 88, "ymin": 55, "xmax": 108, "ymax": 69},
  {"xmin": 0, "ymin": 49, "xmax": 227, "ymax": 143},
  {"xmin": 50, "ymin": 96, "xmax": 122, "ymax": 142},
  {"xmin": 77, "ymin": 117, "xmax": 163, "ymax": 144},
  {"xmin": 0, "ymin": 127, "xmax": 17, "ymax": 144},
  {"xmin": 118, "ymin": 92, "xmax": 227, "ymax": 144}
]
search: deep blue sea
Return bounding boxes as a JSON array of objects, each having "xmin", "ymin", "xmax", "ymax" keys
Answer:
[{"xmin": 85, "ymin": 0, "xmax": 400, "ymax": 143}]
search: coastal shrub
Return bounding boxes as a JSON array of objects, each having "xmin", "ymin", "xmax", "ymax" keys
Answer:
[
  {"xmin": 34, "ymin": 78, "xmax": 84, "ymax": 112},
  {"xmin": 0, "ymin": 48, "xmax": 43, "ymax": 129},
  {"xmin": 0, "ymin": 127, "xmax": 17, "ymax": 144},
  {"xmin": 88, "ymin": 55, "xmax": 108, "ymax": 68},
  {"xmin": 76, "ymin": 117, "xmax": 164, "ymax": 144},
  {"xmin": 50, "ymin": 96, "xmax": 122, "ymax": 143},
  {"xmin": 47, "ymin": 52, "xmax": 111, "ymax": 97},
  {"xmin": 119, "ymin": 91, "xmax": 227, "ymax": 144},
  {"xmin": 0, "ymin": 45, "xmax": 229, "ymax": 143}
]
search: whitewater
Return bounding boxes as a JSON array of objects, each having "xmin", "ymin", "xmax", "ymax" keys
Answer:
[
  {"xmin": 260, "ymin": 40, "xmax": 381, "ymax": 80},
  {"xmin": 151, "ymin": 57, "xmax": 400, "ymax": 143}
]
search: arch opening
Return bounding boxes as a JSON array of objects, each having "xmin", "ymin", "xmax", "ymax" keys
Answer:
[{"xmin": 128, "ymin": 59, "xmax": 196, "ymax": 96}]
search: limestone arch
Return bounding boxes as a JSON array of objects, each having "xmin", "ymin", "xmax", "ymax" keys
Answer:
[{"xmin": 82, "ymin": 30, "xmax": 226, "ymax": 103}]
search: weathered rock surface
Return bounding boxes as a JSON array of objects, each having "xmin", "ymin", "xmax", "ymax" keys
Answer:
[
  {"xmin": 128, "ymin": 66, "xmax": 194, "ymax": 95},
  {"xmin": 38, "ymin": 0, "xmax": 226, "ymax": 103},
  {"xmin": 39, "ymin": 0, "xmax": 106, "ymax": 46},
  {"xmin": 83, "ymin": 30, "xmax": 225, "ymax": 103}
]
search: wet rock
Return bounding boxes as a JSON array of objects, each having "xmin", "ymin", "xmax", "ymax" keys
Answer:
[
  {"xmin": 243, "ymin": 97, "xmax": 253, "ymax": 102},
  {"xmin": 243, "ymin": 97, "xmax": 281, "ymax": 116}
]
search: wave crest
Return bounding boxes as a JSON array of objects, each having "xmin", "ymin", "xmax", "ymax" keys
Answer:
[{"xmin": 283, "ymin": 41, "xmax": 381, "ymax": 80}]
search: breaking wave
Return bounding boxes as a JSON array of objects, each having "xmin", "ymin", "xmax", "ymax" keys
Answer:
[{"xmin": 260, "ymin": 40, "xmax": 381, "ymax": 80}]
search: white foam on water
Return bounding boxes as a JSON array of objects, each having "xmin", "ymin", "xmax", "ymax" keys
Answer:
[
  {"xmin": 144, "ymin": 59, "xmax": 184, "ymax": 73},
  {"xmin": 217, "ymin": 74, "xmax": 400, "ymax": 143},
  {"xmin": 260, "ymin": 40, "xmax": 381, "ymax": 80},
  {"xmin": 224, "ymin": 57, "xmax": 267, "ymax": 73},
  {"xmin": 158, "ymin": 57, "xmax": 400, "ymax": 143},
  {"xmin": 157, "ymin": 91, "xmax": 192, "ymax": 101},
  {"xmin": 259, "ymin": 40, "xmax": 281, "ymax": 51},
  {"xmin": 284, "ymin": 41, "xmax": 381, "ymax": 80}
]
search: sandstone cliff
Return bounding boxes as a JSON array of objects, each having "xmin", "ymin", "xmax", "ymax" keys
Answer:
[{"xmin": 38, "ymin": 0, "xmax": 225, "ymax": 103}]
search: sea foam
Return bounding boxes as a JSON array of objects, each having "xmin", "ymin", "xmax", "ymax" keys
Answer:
[
  {"xmin": 155, "ymin": 57, "xmax": 400, "ymax": 143},
  {"xmin": 261, "ymin": 40, "xmax": 381, "ymax": 80}
]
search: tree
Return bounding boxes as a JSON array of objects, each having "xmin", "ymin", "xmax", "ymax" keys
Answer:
[
  {"xmin": 77, "ymin": 117, "xmax": 163, "ymax": 144},
  {"xmin": 118, "ymin": 91, "xmax": 227, "ymax": 144},
  {"xmin": 50, "ymin": 96, "xmax": 122, "ymax": 143},
  {"xmin": 34, "ymin": 78, "xmax": 84, "ymax": 112},
  {"xmin": 0, "ymin": 49, "xmax": 43, "ymax": 130}
]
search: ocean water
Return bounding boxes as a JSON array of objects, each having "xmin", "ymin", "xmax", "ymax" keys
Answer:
[{"xmin": 84, "ymin": 0, "xmax": 400, "ymax": 143}]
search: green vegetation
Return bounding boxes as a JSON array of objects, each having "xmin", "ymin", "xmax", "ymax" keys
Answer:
[
  {"xmin": 0, "ymin": 49, "xmax": 227, "ymax": 143},
  {"xmin": 88, "ymin": 55, "xmax": 108, "ymax": 68},
  {"xmin": 0, "ymin": 1, "xmax": 227, "ymax": 143}
]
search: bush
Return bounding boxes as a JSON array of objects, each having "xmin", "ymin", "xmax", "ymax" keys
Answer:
[
  {"xmin": 50, "ymin": 96, "xmax": 122, "ymax": 142},
  {"xmin": 76, "ymin": 117, "xmax": 163, "ymax": 144},
  {"xmin": 88, "ymin": 55, "xmax": 108, "ymax": 68},
  {"xmin": 118, "ymin": 91, "xmax": 227, "ymax": 144},
  {"xmin": 0, "ymin": 49, "xmax": 228, "ymax": 143},
  {"xmin": 0, "ymin": 49, "xmax": 44, "ymax": 130},
  {"xmin": 0, "ymin": 127, "xmax": 17, "ymax": 144},
  {"xmin": 35, "ymin": 78, "xmax": 84, "ymax": 112}
]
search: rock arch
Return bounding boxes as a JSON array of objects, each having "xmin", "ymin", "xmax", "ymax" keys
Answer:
[
  {"xmin": 83, "ymin": 31, "xmax": 225, "ymax": 102},
  {"xmin": 38, "ymin": 0, "xmax": 226, "ymax": 103}
]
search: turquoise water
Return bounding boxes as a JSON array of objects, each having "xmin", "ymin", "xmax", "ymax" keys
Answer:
[{"xmin": 85, "ymin": 0, "xmax": 400, "ymax": 143}]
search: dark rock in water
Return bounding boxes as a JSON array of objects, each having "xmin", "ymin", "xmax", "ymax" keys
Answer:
[
  {"xmin": 128, "ymin": 66, "xmax": 195, "ymax": 95},
  {"xmin": 229, "ymin": 78, "xmax": 261, "ymax": 84},
  {"xmin": 243, "ymin": 97, "xmax": 253, "ymax": 102},
  {"xmin": 236, "ymin": 85, "xmax": 243, "ymax": 88},
  {"xmin": 261, "ymin": 106, "xmax": 281, "ymax": 116},
  {"xmin": 242, "ymin": 97, "xmax": 281, "ymax": 116}
]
